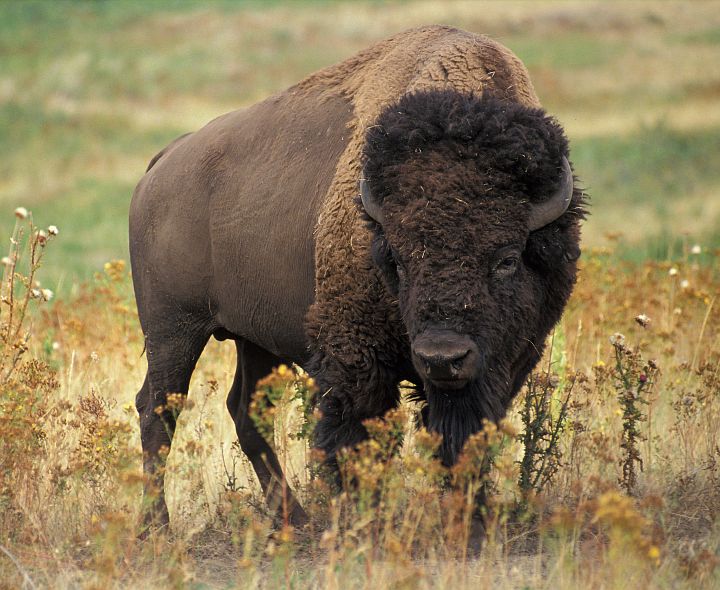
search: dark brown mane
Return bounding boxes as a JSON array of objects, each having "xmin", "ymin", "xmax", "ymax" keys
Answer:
[{"xmin": 363, "ymin": 90, "xmax": 574, "ymax": 209}]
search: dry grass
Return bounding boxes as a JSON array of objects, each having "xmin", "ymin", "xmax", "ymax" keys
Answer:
[{"xmin": 1, "ymin": 213, "xmax": 719, "ymax": 588}]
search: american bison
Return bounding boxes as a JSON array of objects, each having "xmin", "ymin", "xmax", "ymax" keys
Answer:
[{"xmin": 130, "ymin": 25, "xmax": 585, "ymax": 527}]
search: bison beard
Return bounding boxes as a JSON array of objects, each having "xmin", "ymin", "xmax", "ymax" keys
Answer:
[{"xmin": 423, "ymin": 380, "xmax": 505, "ymax": 466}]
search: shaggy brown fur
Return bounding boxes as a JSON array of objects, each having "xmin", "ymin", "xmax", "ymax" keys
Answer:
[
  {"xmin": 304, "ymin": 26, "xmax": 582, "ymax": 467},
  {"xmin": 348, "ymin": 90, "xmax": 584, "ymax": 465}
]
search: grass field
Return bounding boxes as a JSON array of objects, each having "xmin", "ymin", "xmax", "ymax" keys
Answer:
[{"xmin": 2, "ymin": 1, "xmax": 720, "ymax": 588}]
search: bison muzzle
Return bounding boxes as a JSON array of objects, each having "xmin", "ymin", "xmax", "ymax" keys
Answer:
[{"xmin": 129, "ymin": 25, "xmax": 586, "ymax": 529}]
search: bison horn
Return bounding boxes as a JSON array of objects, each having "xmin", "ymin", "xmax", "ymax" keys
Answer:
[
  {"xmin": 360, "ymin": 169, "xmax": 385, "ymax": 225},
  {"xmin": 528, "ymin": 156, "xmax": 574, "ymax": 231}
]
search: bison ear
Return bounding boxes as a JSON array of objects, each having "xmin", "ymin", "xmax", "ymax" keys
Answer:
[
  {"xmin": 525, "ymin": 217, "xmax": 582, "ymax": 271},
  {"xmin": 360, "ymin": 169, "xmax": 385, "ymax": 225},
  {"xmin": 370, "ymin": 234, "xmax": 399, "ymax": 295}
]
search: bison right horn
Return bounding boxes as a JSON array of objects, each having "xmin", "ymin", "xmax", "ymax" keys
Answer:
[
  {"xmin": 359, "ymin": 169, "xmax": 385, "ymax": 226},
  {"xmin": 528, "ymin": 157, "xmax": 574, "ymax": 231}
]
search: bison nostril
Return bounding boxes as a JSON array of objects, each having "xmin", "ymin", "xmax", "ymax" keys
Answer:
[
  {"xmin": 412, "ymin": 330, "xmax": 479, "ymax": 381},
  {"xmin": 450, "ymin": 351, "xmax": 469, "ymax": 370},
  {"xmin": 418, "ymin": 350, "xmax": 471, "ymax": 377}
]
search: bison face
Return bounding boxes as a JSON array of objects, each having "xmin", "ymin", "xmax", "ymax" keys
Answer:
[
  {"xmin": 370, "ymin": 184, "xmax": 550, "ymax": 398},
  {"xmin": 361, "ymin": 91, "xmax": 584, "ymax": 464}
]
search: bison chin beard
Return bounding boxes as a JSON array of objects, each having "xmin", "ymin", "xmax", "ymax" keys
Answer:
[{"xmin": 424, "ymin": 380, "xmax": 506, "ymax": 467}]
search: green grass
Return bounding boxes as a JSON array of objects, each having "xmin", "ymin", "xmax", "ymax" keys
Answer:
[
  {"xmin": 0, "ymin": 97, "xmax": 184, "ymax": 288},
  {"xmin": 676, "ymin": 25, "xmax": 720, "ymax": 45},
  {"xmin": 0, "ymin": 101, "xmax": 184, "ymax": 171},
  {"xmin": 505, "ymin": 34, "xmax": 622, "ymax": 70},
  {"xmin": 1, "ymin": 0, "xmax": 719, "ymax": 290},
  {"xmin": 1, "ymin": 0, "xmax": 353, "ymax": 104},
  {"xmin": 571, "ymin": 124, "xmax": 720, "ymax": 253},
  {"xmin": 577, "ymin": 125, "xmax": 720, "ymax": 203},
  {"xmin": 33, "ymin": 178, "xmax": 136, "ymax": 291}
]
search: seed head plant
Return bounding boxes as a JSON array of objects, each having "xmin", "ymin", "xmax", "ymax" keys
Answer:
[
  {"xmin": 609, "ymin": 333, "xmax": 659, "ymax": 495},
  {"xmin": 0, "ymin": 211, "xmax": 60, "ymax": 542}
]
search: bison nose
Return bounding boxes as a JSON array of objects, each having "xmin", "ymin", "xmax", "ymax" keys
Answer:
[{"xmin": 411, "ymin": 330, "xmax": 480, "ymax": 390}]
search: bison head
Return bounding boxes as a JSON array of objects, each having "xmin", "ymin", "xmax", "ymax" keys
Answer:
[{"xmin": 360, "ymin": 91, "xmax": 585, "ymax": 465}]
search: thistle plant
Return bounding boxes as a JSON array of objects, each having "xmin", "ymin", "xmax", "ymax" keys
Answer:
[
  {"xmin": 518, "ymin": 369, "xmax": 574, "ymax": 503},
  {"xmin": 0, "ymin": 208, "xmax": 57, "ymax": 380},
  {"xmin": 0, "ymin": 208, "xmax": 59, "ymax": 542},
  {"xmin": 610, "ymin": 333, "xmax": 659, "ymax": 495}
]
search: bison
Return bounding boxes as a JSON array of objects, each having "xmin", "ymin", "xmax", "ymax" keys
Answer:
[{"xmin": 130, "ymin": 25, "xmax": 585, "ymax": 528}]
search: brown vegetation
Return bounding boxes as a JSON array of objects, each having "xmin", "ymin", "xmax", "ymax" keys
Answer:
[{"xmin": 1, "ymin": 211, "xmax": 719, "ymax": 587}]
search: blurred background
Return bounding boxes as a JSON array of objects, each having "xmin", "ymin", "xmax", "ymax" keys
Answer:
[{"xmin": 2, "ymin": 0, "xmax": 719, "ymax": 292}]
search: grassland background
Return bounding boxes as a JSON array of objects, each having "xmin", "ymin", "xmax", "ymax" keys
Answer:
[
  {"xmin": 2, "ymin": 1, "xmax": 720, "ymax": 588},
  {"xmin": 2, "ymin": 0, "xmax": 720, "ymax": 290}
]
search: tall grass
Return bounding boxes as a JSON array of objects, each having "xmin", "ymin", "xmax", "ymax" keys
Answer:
[{"xmin": 0, "ymin": 205, "xmax": 719, "ymax": 587}]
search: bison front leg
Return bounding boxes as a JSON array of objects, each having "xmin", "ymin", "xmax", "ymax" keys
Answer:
[
  {"xmin": 306, "ymin": 281, "xmax": 407, "ymax": 489},
  {"xmin": 313, "ymin": 394, "xmax": 371, "ymax": 487},
  {"xmin": 312, "ymin": 367, "xmax": 401, "ymax": 488}
]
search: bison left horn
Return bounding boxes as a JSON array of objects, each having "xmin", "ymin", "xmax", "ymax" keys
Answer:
[
  {"xmin": 528, "ymin": 156, "xmax": 574, "ymax": 231},
  {"xmin": 359, "ymin": 169, "xmax": 385, "ymax": 226}
]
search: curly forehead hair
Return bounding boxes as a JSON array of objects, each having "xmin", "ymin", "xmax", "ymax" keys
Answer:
[{"xmin": 362, "ymin": 90, "xmax": 570, "ymax": 206}]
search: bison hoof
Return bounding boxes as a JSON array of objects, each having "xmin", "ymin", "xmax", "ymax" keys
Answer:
[
  {"xmin": 288, "ymin": 504, "xmax": 310, "ymax": 529},
  {"xmin": 138, "ymin": 500, "xmax": 170, "ymax": 540}
]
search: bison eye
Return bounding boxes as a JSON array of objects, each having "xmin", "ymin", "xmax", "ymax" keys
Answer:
[
  {"xmin": 492, "ymin": 254, "xmax": 519, "ymax": 277},
  {"xmin": 390, "ymin": 248, "xmax": 406, "ymax": 274}
]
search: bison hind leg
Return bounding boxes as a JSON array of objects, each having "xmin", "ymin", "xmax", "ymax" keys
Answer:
[
  {"xmin": 136, "ymin": 322, "xmax": 210, "ymax": 534},
  {"xmin": 227, "ymin": 338, "xmax": 308, "ymax": 527}
]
